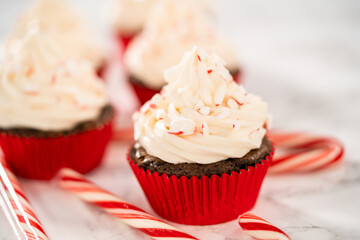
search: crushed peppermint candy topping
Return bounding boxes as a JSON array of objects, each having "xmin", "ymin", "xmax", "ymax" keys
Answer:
[
  {"xmin": 202, "ymin": 122, "xmax": 210, "ymax": 136},
  {"xmin": 231, "ymin": 97, "xmax": 244, "ymax": 108},
  {"xmin": 25, "ymin": 66, "xmax": 34, "ymax": 77},
  {"xmin": 249, "ymin": 128, "xmax": 262, "ymax": 139},
  {"xmin": 150, "ymin": 104, "xmax": 157, "ymax": 109},
  {"xmin": 156, "ymin": 109, "xmax": 166, "ymax": 120},
  {"xmin": 168, "ymin": 131, "xmax": 183, "ymax": 135},
  {"xmin": 51, "ymin": 74, "xmax": 57, "ymax": 84},
  {"xmin": 195, "ymin": 100, "xmax": 205, "ymax": 110},
  {"xmin": 24, "ymin": 84, "xmax": 39, "ymax": 95},
  {"xmin": 168, "ymin": 117, "xmax": 196, "ymax": 136},
  {"xmin": 132, "ymin": 47, "xmax": 269, "ymax": 165},
  {"xmin": 233, "ymin": 120, "xmax": 241, "ymax": 130},
  {"xmin": 214, "ymin": 85, "xmax": 226, "ymax": 106},
  {"xmin": 198, "ymin": 106, "xmax": 210, "ymax": 115},
  {"xmin": 227, "ymin": 98, "xmax": 238, "ymax": 109}
]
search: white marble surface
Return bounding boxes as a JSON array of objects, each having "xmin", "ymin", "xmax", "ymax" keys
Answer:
[{"xmin": 1, "ymin": 0, "xmax": 360, "ymax": 239}]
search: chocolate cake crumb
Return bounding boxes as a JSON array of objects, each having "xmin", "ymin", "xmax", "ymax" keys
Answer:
[
  {"xmin": 0, "ymin": 105, "xmax": 114, "ymax": 138},
  {"xmin": 130, "ymin": 137, "xmax": 272, "ymax": 178}
]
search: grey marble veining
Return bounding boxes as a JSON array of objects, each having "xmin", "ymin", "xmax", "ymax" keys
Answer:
[{"xmin": 0, "ymin": 0, "xmax": 359, "ymax": 239}]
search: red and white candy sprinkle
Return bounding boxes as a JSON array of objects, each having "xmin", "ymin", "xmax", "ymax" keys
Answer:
[
  {"xmin": 214, "ymin": 85, "xmax": 226, "ymax": 105},
  {"xmin": 0, "ymin": 155, "xmax": 48, "ymax": 240},
  {"xmin": 202, "ymin": 122, "xmax": 210, "ymax": 136},
  {"xmin": 238, "ymin": 212, "xmax": 290, "ymax": 240},
  {"xmin": 58, "ymin": 169, "xmax": 198, "ymax": 240},
  {"xmin": 198, "ymin": 106, "xmax": 210, "ymax": 115},
  {"xmin": 268, "ymin": 131, "xmax": 344, "ymax": 173}
]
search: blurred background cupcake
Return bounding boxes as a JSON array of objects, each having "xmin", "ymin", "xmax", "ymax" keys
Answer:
[
  {"xmin": 106, "ymin": 0, "xmax": 159, "ymax": 54},
  {"xmin": 106, "ymin": 0, "xmax": 213, "ymax": 55},
  {"xmin": 0, "ymin": 31, "xmax": 113, "ymax": 180},
  {"xmin": 129, "ymin": 46, "xmax": 271, "ymax": 225},
  {"xmin": 4, "ymin": 0, "xmax": 106, "ymax": 77},
  {"xmin": 124, "ymin": 0, "xmax": 240, "ymax": 105}
]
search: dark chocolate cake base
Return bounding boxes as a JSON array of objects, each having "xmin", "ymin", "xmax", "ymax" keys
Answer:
[
  {"xmin": 130, "ymin": 137, "xmax": 272, "ymax": 178},
  {"xmin": 0, "ymin": 105, "xmax": 114, "ymax": 138}
]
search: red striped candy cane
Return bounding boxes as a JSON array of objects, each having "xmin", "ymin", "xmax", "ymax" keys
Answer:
[
  {"xmin": 0, "ymin": 154, "xmax": 48, "ymax": 240},
  {"xmin": 58, "ymin": 168, "xmax": 198, "ymax": 240},
  {"xmin": 267, "ymin": 131, "xmax": 344, "ymax": 173},
  {"xmin": 238, "ymin": 212, "xmax": 290, "ymax": 240}
]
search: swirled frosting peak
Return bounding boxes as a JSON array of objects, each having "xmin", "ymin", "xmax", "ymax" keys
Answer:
[
  {"xmin": 133, "ymin": 46, "xmax": 269, "ymax": 164},
  {"xmin": 6, "ymin": 0, "xmax": 104, "ymax": 67},
  {"xmin": 125, "ymin": 0, "xmax": 237, "ymax": 89},
  {"xmin": 0, "ymin": 33, "xmax": 108, "ymax": 131},
  {"xmin": 4, "ymin": 30, "xmax": 65, "ymax": 71},
  {"xmin": 106, "ymin": 0, "xmax": 159, "ymax": 35}
]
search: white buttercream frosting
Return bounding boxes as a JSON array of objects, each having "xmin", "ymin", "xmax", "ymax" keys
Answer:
[
  {"xmin": 0, "ymin": 32, "xmax": 108, "ymax": 131},
  {"xmin": 107, "ymin": 0, "xmax": 159, "ymax": 36},
  {"xmin": 133, "ymin": 47, "xmax": 268, "ymax": 164},
  {"xmin": 6, "ymin": 0, "xmax": 104, "ymax": 68},
  {"xmin": 125, "ymin": 0, "xmax": 237, "ymax": 89},
  {"xmin": 107, "ymin": 0, "xmax": 212, "ymax": 36}
]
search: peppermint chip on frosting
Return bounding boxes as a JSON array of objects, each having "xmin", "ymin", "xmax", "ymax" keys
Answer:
[
  {"xmin": 0, "ymin": 32, "xmax": 108, "ymax": 131},
  {"xmin": 125, "ymin": 0, "xmax": 237, "ymax": 89},
  {"xmin": 133, "ymin": 46, "xmax": 269, "ymax": 164},
  {"xmin": 5, "ymin": 0, "xmax": 104, "ymax": 68}
]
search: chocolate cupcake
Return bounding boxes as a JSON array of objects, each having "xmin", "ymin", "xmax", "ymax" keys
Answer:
[
  {"xmin": 129, "ymin": 46, "xmax": 272, "ymax": 225},
  {"xmin": 125, "ymin": 0, "xmax": 241, "ymax": 104},
  {"xmin": 0, "ymin": 32, "xmax": 113, "ymax": 180},
  {"xmin": 131, "ymin": 137, "xmax": 272, "ymax": 178}
]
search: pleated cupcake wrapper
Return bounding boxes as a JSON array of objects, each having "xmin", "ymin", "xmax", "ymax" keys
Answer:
[
  {"xmin": 128, "ymin": 151, "xmax": 273, "ymax": 225},
  {"xmin": 0, "ymin": 122, "xmax": 112, "ymax": 180},
  {"xmin": 128, "ymin": 79, "xmax": 160, "ymax": 105}
]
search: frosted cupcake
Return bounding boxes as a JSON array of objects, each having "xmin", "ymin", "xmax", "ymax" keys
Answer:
[
  {"xmin": 6, "ymin": 0, "xmax": 105, "ymax": 75},
  {"xmin": 125, "ymin": 0, "xmax": 240, "ymax": 104},
  {"xmin": 107, "ymin": 0, "xmax": 212, "ymax": 53},
  {"xmin": 129, "ymin": 46, "xmax": 272, "ymax": 225},
  {"xmin": 106, "ymin": 0, "xmax": 159, "ymax": 52},
  {"xmin": 0, "ymin": 33, "xmax": 113, "ymax": 180}
]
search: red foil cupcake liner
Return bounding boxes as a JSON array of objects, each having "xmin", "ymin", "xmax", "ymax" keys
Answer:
[
  {"xmin": 0, "ymin": 122, "xmax": 112, "ymax": 180},
  {"xmin": 233, "ymin": 69, "xmax": 242, "ymax": 84},
  {"xmin": 96, "ymin": 62, "xmax": 107, "ymax": 80},
  {"xmin": 128, "ymin": 151, "xmax": 273, "ymax": 225},
  {"xmin": 116, "ymin": 33, "xmax": 136, "ymax": 54},
  {"xmin": 128, "ymin": 80, "xmax": 160, "ymax": 105}
]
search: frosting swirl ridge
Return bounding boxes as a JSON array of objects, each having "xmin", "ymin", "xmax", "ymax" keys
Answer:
[
  {"xmin": 0, "ymin": 33, "xmax": 108, "ymax": 131},
  {"xmin": 133, "ymin": 46, "xmax": 268, "ymax": 164},
  {"xmin": 6, "ymin": 0, "xmax": 104, "ymax": 68},
  {"xmin": 125, "ymin": 0, "xmax": 237, "ymax": 89}
]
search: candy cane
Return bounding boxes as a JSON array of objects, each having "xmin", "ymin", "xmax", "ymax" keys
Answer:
[
  {"xmin": 0, "ymin": 154, "xmax": 48, "ymax": 240},
  {"xmin": 58, "ymin": 168, "xmax": 198, "ymax": 240},
  {"xmin": 267, "ymin": 131, "xmax": 344, "ymax": 173},
  {"xmin": 238, "ymin": 212, "xmax": 290, "ymax": 240}
]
